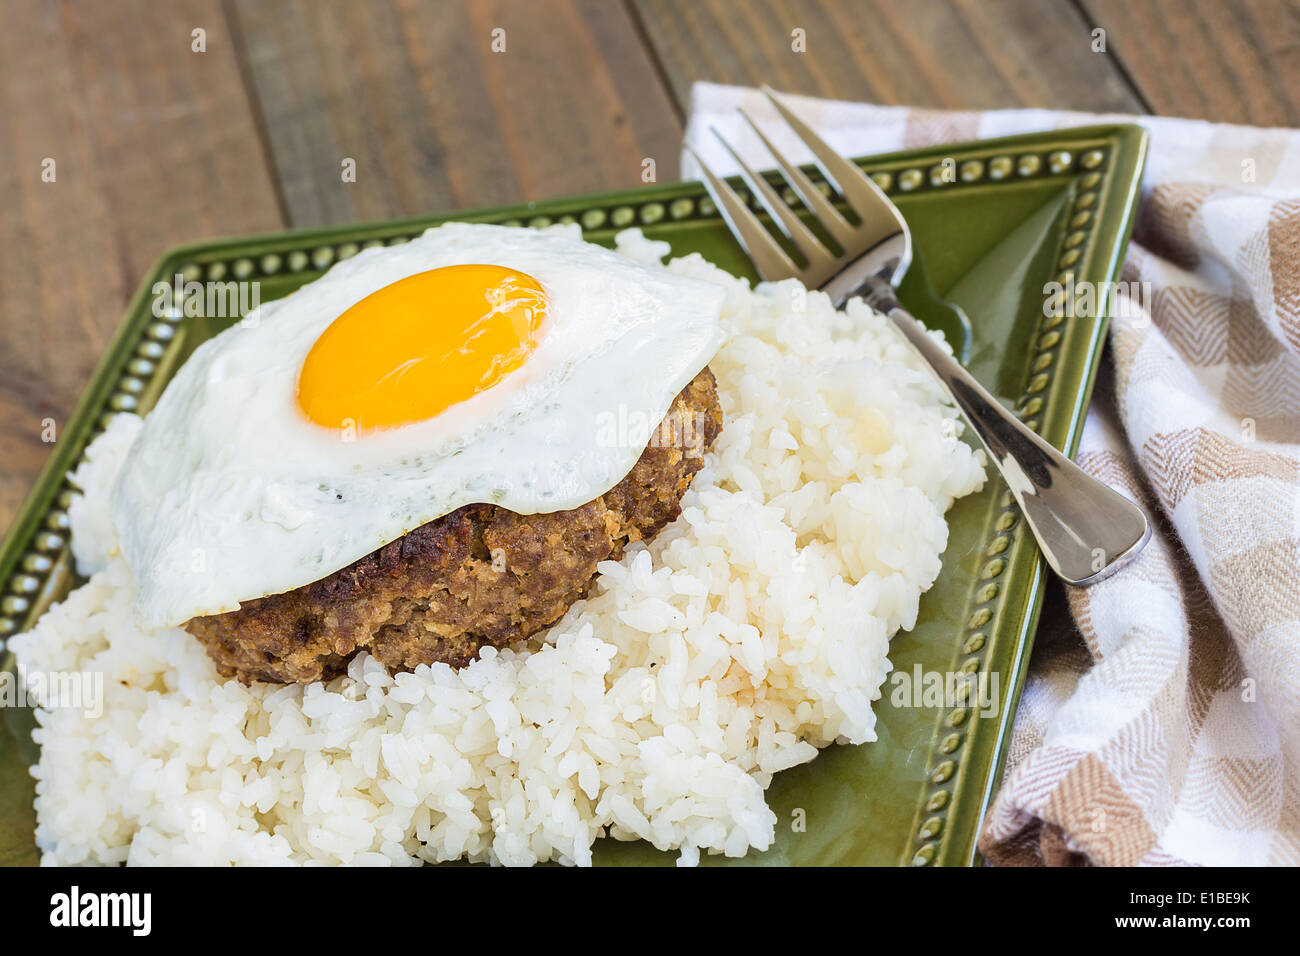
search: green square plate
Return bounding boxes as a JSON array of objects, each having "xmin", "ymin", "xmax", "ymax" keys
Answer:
[{"xmin": 0, "ymin": 123, "xmax": 1147, "ymax": 867}]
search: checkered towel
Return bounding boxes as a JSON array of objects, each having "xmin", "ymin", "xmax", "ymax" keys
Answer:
[{"xmin": 683, "ymin": 83, "xmax": 1300, "ymax": 866}]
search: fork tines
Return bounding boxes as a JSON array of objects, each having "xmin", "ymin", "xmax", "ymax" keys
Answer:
[{"xmin": 687, "ymin": 86, "xmax": 901, "ymax": 287}]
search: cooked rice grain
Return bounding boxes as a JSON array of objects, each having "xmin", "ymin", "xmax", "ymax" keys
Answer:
[{"xmin": 12, "ymin": 226, "xmax": 985, "ymax": 866}]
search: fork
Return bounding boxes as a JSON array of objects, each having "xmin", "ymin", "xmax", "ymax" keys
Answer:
[{"xmin": 688, "ymin": 87, "xmax": 1149, "ymax": 586}]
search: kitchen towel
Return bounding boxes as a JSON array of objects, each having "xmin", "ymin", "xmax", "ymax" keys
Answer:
[{"xmin": 683, "ymin": 83, "xmax": 1300, "ymax": 865}]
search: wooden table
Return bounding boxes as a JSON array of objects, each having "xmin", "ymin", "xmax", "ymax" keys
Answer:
[{"xmin": 2, "ymin": 0, "xmax": 1296, "ymax": 531}]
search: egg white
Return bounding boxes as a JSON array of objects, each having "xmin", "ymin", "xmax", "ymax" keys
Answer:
[{"xmin": 112, "ymin": 223, "xmax": 726, "ymax": 629}]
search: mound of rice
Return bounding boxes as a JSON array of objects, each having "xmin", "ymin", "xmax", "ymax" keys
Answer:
[{"xmin": 12, "ymin": 227, "xmax": 985, "ymax": 866}]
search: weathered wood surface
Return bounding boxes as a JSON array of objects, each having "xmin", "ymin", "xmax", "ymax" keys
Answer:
[{"xmin": 2, "ymin": 0, "xmax": 1293, "ymax": 533}]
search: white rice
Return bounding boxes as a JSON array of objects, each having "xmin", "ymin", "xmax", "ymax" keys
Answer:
[{"xmin": 11, "ymin": 227, "xmax": 985, "ymax": 866}]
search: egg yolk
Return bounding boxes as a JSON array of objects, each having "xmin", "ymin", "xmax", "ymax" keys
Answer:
[{"xmin": 297, "ymin": 264, "xmax": 547, "ymax": 433}]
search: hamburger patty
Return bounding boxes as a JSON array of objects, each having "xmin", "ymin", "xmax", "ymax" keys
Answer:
[{"xmin": 185, "ymin": 368, "xmax": 723, "ymax": 684}]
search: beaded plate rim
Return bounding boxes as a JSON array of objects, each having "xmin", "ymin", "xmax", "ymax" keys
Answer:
[{"xmin": 0, "ymin": 122, "xmax": 1148, "ymax": 867}]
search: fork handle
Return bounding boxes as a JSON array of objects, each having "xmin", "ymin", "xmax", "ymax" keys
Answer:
[{"xmin": 866, "ymin": 286, "xmax": 1150, "ymax": 585}]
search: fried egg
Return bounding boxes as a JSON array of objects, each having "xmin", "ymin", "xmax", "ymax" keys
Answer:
[{"xmin": 111, "ymin": 223, "xmax": 726, "ymax": 629}]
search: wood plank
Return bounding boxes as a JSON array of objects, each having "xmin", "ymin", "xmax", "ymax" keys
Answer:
[
  {"xmin": 1080, "ymin": 0, "xmax": 1300, "ymax": 126},
  {"xmin": 631, "ymin": 0, "xmax": 1145, "ymax": 113},
  {"xmin": 230, "ymin": 0, "xmax": 684, "ymax": 227},
  {"xmin": 0, "ymin": 0, "xmax": 283, "ymax": 534}
]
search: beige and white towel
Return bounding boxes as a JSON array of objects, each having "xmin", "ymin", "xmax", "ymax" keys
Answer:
[{"xmin": 683, "ymin": 83, "xmax": 1300, "ymax": 866}]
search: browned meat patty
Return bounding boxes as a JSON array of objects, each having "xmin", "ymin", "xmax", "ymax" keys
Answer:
[{"xmin": 185, "ymin": 368, "xmax": 723, "ymax": 684}]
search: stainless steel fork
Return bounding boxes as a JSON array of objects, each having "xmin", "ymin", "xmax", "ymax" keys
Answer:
[{"xmin": 689, "ymin": 87, "xmax": 1149, "ymax": 586}]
